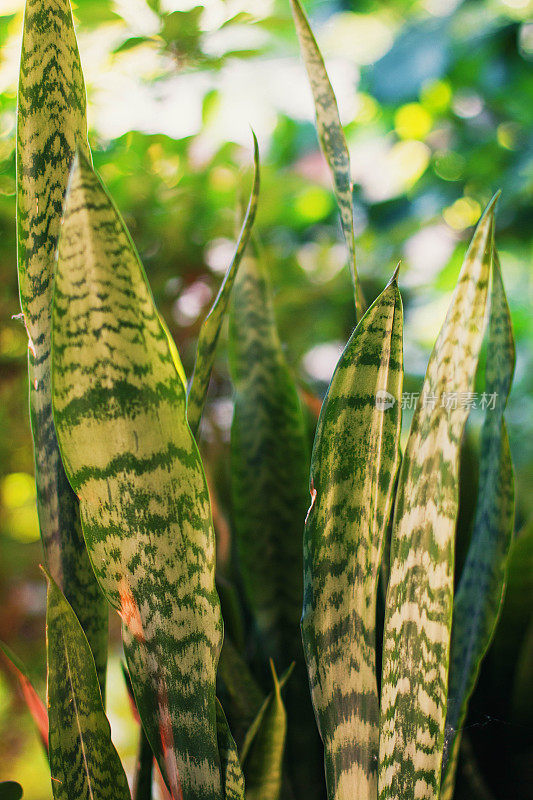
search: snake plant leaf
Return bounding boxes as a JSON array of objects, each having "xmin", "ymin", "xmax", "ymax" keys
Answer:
[
  {"xmin": 303, "ymin": 269, "xmax": 403, "ymax": 800},
  {"xmin": 0, "ymin": 641, "xmax": 48, "ymax": 752},
  {"xmin": 289, "ymin": 0, "xmax": 364, "ymax": 317},
  {"xmin": 0, "ymin": 783, "xmax": 23, "ymax": 800},
  {"xmin": 51, "ymin": 153, "xmax": 223, "ymax": 800},
  {"xmin": 188, "ymin": 134, "xmax": 260, "ymax": 436},
  {"xmin": 441, "ymin": 250, "xmax": 516, "ymax": 799},
  {"xmin": 216, "ymin": 700, "xmax": 245, "ymax": 800},
  {"xmin": 241, "ymin": 662, "xmax": 293, "ymax": 800},
  {"xmin": 378, "ymin": 196, "xmax": 498, "ymax": 800},
  {"xmin": 217, "ymin": 637, "xmax": 264, "ymax": 749},
  {"xmin": 16, "ymin": 0, "xmax": 108, "ymax": 695},
  {"xmin": 228, "ymin": 251, "xmax": 323, "ymax": 798},
  {"xmin": 229, "ymin": 251, "xmax": 309, "ymax": 667},
  {"xmin": 44, "ymin": 569, "xmax": 131, "ymax": 800}
]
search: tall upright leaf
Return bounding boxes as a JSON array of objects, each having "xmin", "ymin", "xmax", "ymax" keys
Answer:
[
  {"xmin": 303, "ymin": 270, "xmax": 403, "ymax": 800},
  {"xmin": 16, "ymin": 0, "xmax": 107, "ymax": 693},
  {"xmin": 289, "ymin": 0, "xmax": 364, "ymax": 317},
  {"xmin": 188, "ymin": 135, "xmax": 260, "ymax": 436},
  {"xmin": 441, "ymin": 250, "xmax": 515, "ymax": 799},
  {"xmin": 229, "ymin": 251, "xmax": 323, "ymax": 798},
  {"xmin": 51, "ymin": 153, "xmax": 223, "ymax": 800},
  {"xmin": 378, "ymin": 197, "xmax": 498, "ymax": 800},
  {"xmin": 229, "ymin": 251, "xmax": 309, "ymax": 663},
  {"xmin": 45, "ymin": 570, "xmax": 131, "ymax": 800}
]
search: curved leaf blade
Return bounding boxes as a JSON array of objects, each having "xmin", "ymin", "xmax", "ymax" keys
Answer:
[
  {"xmin": 51, "ymin": 154, "xmax": 223, "ymax": 800},
  {"xmin": 303, "ymin": 270, "xmax": 403, "ymax": 800},
  {"xmin": 16, "ymin": 0, "xmax": 107, "ymax": 695},
  {"xmin": 289, "ymin": 0, "xmax": 364, "ymax": 317},
  {"xmin": 441, "ymin": 249, "xmax": 516, "ymax": 798},
  {"xmin": 378, "ymin": 197, "xmax": 498, "ymax": 800},
  {"xmin": 45, "ymin": 569, "xmax": 131, "ymax": 800},
  {"xmin": 188, "ymin": 135, "xmax": 260, "ymax": 436}
]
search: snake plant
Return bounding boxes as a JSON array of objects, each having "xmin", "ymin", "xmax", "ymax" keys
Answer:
[{"xmin": 5, "ymin": 1, "xmax": 516, "ymax": 800}]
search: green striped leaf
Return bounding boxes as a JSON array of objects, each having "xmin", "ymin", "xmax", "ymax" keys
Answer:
[
  {"xmin": 441, "ymin": 250, "xmax": 515, "ymax": 799},
  {"xmin": 16, "ymin": 0, "xmax": 107, "ymax": 695},
  {"xmin": 216, "ymin": 700, "xmax": 245, "ymax": 800},
  {"xmin": 0, "ymin": 641, "xmax": 48, "ymax": 751},
  {"xmin": 241, "ymin": 663, "xmax": 293, "ymax": 800},
  {"xmin": 44, "ymin": 569, "xmax": 130, "ymax": 800},
  {"xmin": 228, "ymin": 251, "xmax": 323, "ymax": 798},
  {"xmin": 378, "ymin": 196, "xmax": 498, "ymax": 800},
  {"xmin": 51, "ymin": 153, "xmax": 223, "ymax": 800},
  {"xmin": 229, "ymin": 251, "xmax": 309, "ymax": 665},
  {"xmin": 289, "ymin": 0, "xmax": 364, "ymax": 318},
  {"xmin": 188, "ymin": 135, "xmax": 260, "ymax": 436},
  {"xmin": 303, "ymin": 270, "xmax": 403, "ymax": 800}
]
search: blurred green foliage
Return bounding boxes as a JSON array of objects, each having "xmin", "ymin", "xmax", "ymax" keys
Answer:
[{"xmin": 0, "ymin": 0, "xmax": 531, "ymax": 797}]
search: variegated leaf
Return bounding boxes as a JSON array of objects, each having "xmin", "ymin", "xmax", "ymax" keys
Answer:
[
  {"xmin": 216, "ymin": 700, "xmax": 245, "ymax": 800},
  {"xmin": 303, "ymin": 269, "xmax": 403, "ymax": 800},
  {"xmin": 241, "ymin": 663, "xmax": 293, "ymax": 800},
  {"xmin": 16, "ymin": 0, "xmax": 107, "ymax": 694},
  {"xmin": 289, "ymin": 0, "xmax": 364, "ymax": 317},
  {"xmin": 44, "ymin": 570, "xmax": 131, "ymax": 800},
  {"xmin": 188, "ymin": 135, "xmax": 260, "ymax": 436},
  {"xmin": 440, "ymin": 249, "xmax": 515, "ymax": 799},
  {"xmin": 378, "ymin": 196, "xmax": 498, "ymax": 800},
  {"xmin": 229, "ymin": 250, "xmax": 309, "ymax": 664},
  {"xmin": 228, "ymin": 251, "xmax": 323, "ymax": 798},
  {"xmin": 51, "ymin": 153, "xmax": 222, "ymax": 800}
]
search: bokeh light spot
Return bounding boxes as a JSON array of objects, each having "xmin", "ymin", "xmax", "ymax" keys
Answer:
[
  {"xmin": 294, "ymin": 186, "xmax": 333, "ymax": 223},
  {"xmin": 1, "ymin": 473, "xmax": 40, "ymax": 543},
  {"xmin": 394, "ymin": 103, "xmax": 432, "ymax": 140},
  {"xmin": 421, "ymin": 79, "xmax": 452, "ymax": 113},
  {"xmin": 443, "ymin": 197, "xmax": 481, "ymax": 230}
]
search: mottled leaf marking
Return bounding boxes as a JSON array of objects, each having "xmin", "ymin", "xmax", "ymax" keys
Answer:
[
  {"xmin": 378, "ymin": 196, "xmax": 498, "ymax": 800},
  {"xmin": 440, "ymin": 249, "xmax": 515, "ymax": 799},
  {"xmin": 229, "ymin": 251, "xmax": 323, "ymax": 797},
  {"xmin": 229, "ymin": 252, "xmax": 309, "ymax": 665},
  {"xmin": 188, "ymin": 135, "xmax": 260, "ymax": 436},
  {"xmin": 51, "ymin": 154, "xmax": 223, "ymax": 800},
  {"xmin": 303, "ymin": 270, "xmax": 403, "ymax": 800},
  {"xmin": 241, "ymin": 663, "xmax": 293, "ymax": 800},
  {"xmin": 45, "ymin": 570, "xmax": 131, "ymax": 800},
  {"xmin": 16, "ymin": 0, "xmax": 108, "ymax": 694},
  {"xmin": 216, "ymin": 700, "xmax": 245, "ymax": 800},
  {"xmin": 289, "ymin": 0, "xmax": 364, "ymax": 317}
]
